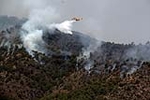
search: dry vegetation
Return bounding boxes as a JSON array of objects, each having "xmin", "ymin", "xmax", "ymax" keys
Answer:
[{"xmin": 0, "ymin": 41, "xmax": 149, "ymax": 100}]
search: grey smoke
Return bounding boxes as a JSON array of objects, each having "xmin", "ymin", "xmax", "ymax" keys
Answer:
[
  {"xmin": 124, "ymin": 43, "xmax": 150, "ymax": 61},
  {"xmin": 0, "ymin": 0, "xmax": 150, "ymax": 44},
  {"xmin": 1, "ymin": 0, "xmax": 150, "ymax": 77}
]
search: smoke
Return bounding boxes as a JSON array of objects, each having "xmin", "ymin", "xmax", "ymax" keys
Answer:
[
  {"xmin": 53, "ymin": 0, "xmax": 150, "ymax": 44},
  {"xmin": 1, "ymin": 0, "xmax": 150, "ymax": 44},
  {"xmin": 0, "ymin": 26, "xmax": 23, "ymax": 55},
  {"xmin": 77, "ymin": 40, "xmax": 101, "ymax": 71},
  {"xmin": 21, "ymin": 19, "xmax": 77, "ymax": 55},
  {"xmin": 0, "ymin": 0, "xmax": 149, "ymax": 77},
  {"xmin": 124, "ymin": 43, "xmax": 150, "ymax": 61},
  {"xmin": 18, "ymin": 0, "xmax": 80, "ymax": 56}
]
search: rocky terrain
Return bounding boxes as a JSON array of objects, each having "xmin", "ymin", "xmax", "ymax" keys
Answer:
[{"xmin": 0, "ymin": 16, "xmax": 150, "ymax": 100}]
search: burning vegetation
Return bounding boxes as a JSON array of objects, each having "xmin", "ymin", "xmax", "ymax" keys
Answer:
[{"xmin": 0, "ymin": 16, "xmax": 150, "ymax": 100}]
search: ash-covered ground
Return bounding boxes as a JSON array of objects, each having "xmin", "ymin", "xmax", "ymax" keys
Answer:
[{"xmin": 0, "ymin": 16, "xmax": 150, "ymax": 100}]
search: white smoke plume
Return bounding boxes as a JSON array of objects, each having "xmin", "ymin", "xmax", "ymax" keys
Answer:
[
  {"xmin": 20, "ymin": 1, "xmax": 80, "ymax": 56},
  {"xmin": 1, "ymin": 0, "xmax": 150, "ymax": 76},
  {"xmin": 0, "ymin": 0, "xmax": 150, "ymax": 44},
  {"xmin": 21, "ymin": 19, "xmax": 77, "ymax": 55}
]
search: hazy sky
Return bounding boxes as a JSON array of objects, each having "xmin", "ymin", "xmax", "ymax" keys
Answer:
[{"xmin": 0, "ymin": 0, "xmax": 150, "ymax": 44}]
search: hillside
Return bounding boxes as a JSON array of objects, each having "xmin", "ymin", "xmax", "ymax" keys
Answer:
[{"xmin": 0, "ymin": 16, "xmax": 150, "ymax": 100}]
